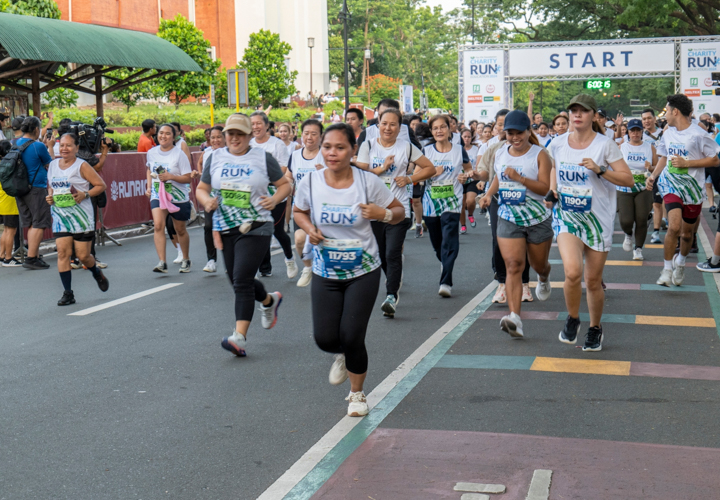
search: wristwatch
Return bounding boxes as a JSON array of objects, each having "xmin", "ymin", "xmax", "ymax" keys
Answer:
[
  {"xmin": 596, "ymin": 165, "xmax": 608, "ymax": 176},
  {"xmin": 84, "ymin": 191, "xmax": 90, "ymax": 199}
]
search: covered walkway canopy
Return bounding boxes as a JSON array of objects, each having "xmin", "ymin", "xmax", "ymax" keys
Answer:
[{"xmin": 0, "ymin": 13, "xmax": 202, "ymax": 116}]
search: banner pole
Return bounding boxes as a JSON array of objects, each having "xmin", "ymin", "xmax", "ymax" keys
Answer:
[{"xmin": 235, "ymin": 72, "xmax": 240, "ymax": 112}]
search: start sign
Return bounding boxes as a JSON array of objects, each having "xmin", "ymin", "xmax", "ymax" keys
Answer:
[{"xmin": 585, "ymin": 79, "xmax": 612, "ymax": 90}]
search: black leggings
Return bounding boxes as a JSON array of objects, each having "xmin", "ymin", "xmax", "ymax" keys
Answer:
[
  {"xmin": 259, "ymin": 200, "xmax": 293, "ymax": 273},
  {"xmin": 371, "ymin": 218, "xmax": 411, "ymax": 297},
  {"xmin": 425, "ymin": 212, "xmax": 460, "ymax": 286},
  {"xmin": 221, "ymin": 232, "xmax": 271, "ymax": 322},
  {"xmin": 311, "ymin": 268, "xmax": 381, "ymax": 374},
  {"xmin": 617, "ymin": 190, "xmax": 653, "ymax": 249},
  {"xmin": 204, "ymin": 209, "xmax": 217, "ymax": 261}
]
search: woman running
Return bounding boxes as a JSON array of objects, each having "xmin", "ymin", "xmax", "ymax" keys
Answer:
[
  {"xmin": 193, "ymin": 125, "xmax": 225, "ymax": 272},
  {"xmin": 480, "ymin": 124, "xmax": 493, "ymax": 145},
  {"xmin": 617, "ymin": 119, "xmax": 656, "ymax": 261},
  {"xmin": 47, "ymin": 133, "xmax": 109, "ymax": 305},
  {"xmin": 195, "ymin": 113, "xmax": 291, "ymax": 357},
  {"xmin": 552, "ymin": 114, "xmax": 569, "ymax": 137},
  {"xmin": 546, "ymin": 95, "xmax": 632, "ymax": 352},
  {"xmin": 278, "ymin": 122, "xmax": 300, "ymax": 159},
  {"xmin": 460, "ymin": 128, "xmax": 480, "ymax": 234},
  {"xmin": 423, "ymin": 115, "xmax": 473, "ymax": 298},
  {"xmin": 537, "ymin": 122, "xmax": 552, "ymax": 147},
  {"xmin": 294, "ymin": 123, "xmax": 405, "ymax": 417},
  {"xmin": 145, "ymin": 124, "xmax": 193, "ymax": 273},
  {"xmin": 287, "ymin": 119, "xmax": 326, "ymax": 288},
  {"xmin": 479, "ymin": 111, "xmax": 553, "ymax": 338},
  {"xmin": 355, "ymin": 108, "xmax": 435, "ymax": 317}
]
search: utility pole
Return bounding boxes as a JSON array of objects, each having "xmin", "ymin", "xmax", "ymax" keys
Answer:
[{"xmin": 341, "ymin": 0, "xmax": 351, "ymax": 113}]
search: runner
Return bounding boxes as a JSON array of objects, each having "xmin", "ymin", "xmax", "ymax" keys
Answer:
[
  {"xmin": 46, "ymin": 133, "xmax": 109, "ymax": 305},
  {"xmin": 479, "ymin": 111, "xmax": 553, "ymax": 338},
  {"xmin": 537, "ymin": 122, "xmax": 552, "ymax": 147},
  {"xmin": 479, "ymin": 124, "xmax": 493, "ymax": 145},
  {"xmin": 459, "ymin": 128, "xmax": 479, "ymax": 234},
  {"xmin": 250, "ymin": 111, "xmax": 297, "ymax": 279},
  {"xmin": 287, "ymin": 119, "xmax": 326, "ymax": 288},
  {"xmin": 355, "ymin": 108, "xmax": 435, "ymax": 316},
  {"xmin": 193, "ymin": 125, "xmax": 225, "ymax": 273},
  {"xmin": 546, "ymin": 94, "xmax": 633, "ymax": 352},
  {"xmin": 145, "ymin": 124, "xmax": 193, "ymax": 273},
  {"xmin": 277, "ymin": 122, "xmax": 300, "ymax": 159},
  {"xmin": 449, "ymin": 115, "xmax": 462, "ymax": 145},
  {"xmin": 617, "ymin": 119, "xmax": 657, "ymax": 261},
  {"xmin": 423, "ymin": 115, "xmax": 473, "ymax": 298},
  {"xmin": 642, "ymin": 108, "xmax": 667, "ymax": 244},
  {"xmin": 195, "ymin": 113, "xmax": 291, "ymax": 357},
  {"xmin": 477, "ymin": 110, "xmax": 510, "ymax": 164},
  {"xmin": 293, "ymin": 123, "xmax": 405, "ymax": 417},
  {"xmin": 646, "ymin": 94, "xmax": 720, "ymax": 287},
  {"xmin": 357, "ymin": 99, "xmax": 420, "ymax": 148},
  {"xmin": 552, "ymin": 114, "xmax": 569, "ymax": 137}
]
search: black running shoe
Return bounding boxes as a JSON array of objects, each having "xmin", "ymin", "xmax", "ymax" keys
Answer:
[
  {"xmin": 23, "ymin": 257, "xmax": 49, "ymax": 270},
  {"xmin": 698, "ymin": 258, "xmax": 720, "ymax": 273},
  {"xmin": 57, "ymin": 290, "xmax": 75, "ymax": 306},
  {"xmin": 559, "ymin": 315, "xmax": 581, "ymax": 344},
  {"xmin": 583, "ymin": 325, "xmax": 603, "ymax": 352},
  {"xmin": 93, "ymin": 270, "xmax": 109, "ymax": 292}
]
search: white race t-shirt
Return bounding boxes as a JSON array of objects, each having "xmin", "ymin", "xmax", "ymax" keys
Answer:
[
  {"xmin": 495, "ymin": 144, "xmax": 550, "ymax": 227},
  {"xmin": 548, "ymin": 132, "xmax": 623, "ymax": 252},
  {"xmin": 451, "ymin": 132, "xmax": 462, "ymax": 145},
  {"xmin": 656, "ymin": 124, "xmax": 720, "ymax": 205},
  {"xmin": 478, "ymin": 135, "xmax": 500, "ymax": 157},
  {"xmin": 465, "ymin": 145, "xmax": 479, "ymax": 168},
  {"xmin": 288, "ymin": 147, "xmax": 326, "ymax": 185},
  {"xmin": 618, "ymin": 141, "xmax": 653, "ymax": 193},
  {"xmin": 357, "ymin": 138, "xmax": 423, "ymax": 218},
  {"xmin": 146, "ymin": 145, "xmax": 192, "ymax": 203},
  {"xmin": 422, "ymin": 143, "xmax": 465, "ymax": 217},
  {"xmin": 251, "ymin": 135, "xmax": 290, "ymax": 167},
  {"xmin": 294, "ymin": 168, "xmax": 394, "ymax": 280},
  {"xmin": 48, "ymin": 157, "xmax": 94, "ymax": 234},
  {"xmin": 364, "ymin": 123, "xmax": 411, "ymax": 143}
]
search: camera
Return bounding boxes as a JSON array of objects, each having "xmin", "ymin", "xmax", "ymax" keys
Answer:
[{"xmin": 58, "ymin": 117, "xmax": 114, "ymax": 166}]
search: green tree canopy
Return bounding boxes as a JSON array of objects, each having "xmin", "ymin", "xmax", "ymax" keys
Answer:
[
  {"xmin": 238, "ymin": 29, "xmax": 298, "ymax": 107},
  {"xmin": 0, "ymin": 0, "xmax": 61, "ymax": 18},
  {"xmin": 157, "ymin": 14, "xmax": 220, "ymax": 108}
]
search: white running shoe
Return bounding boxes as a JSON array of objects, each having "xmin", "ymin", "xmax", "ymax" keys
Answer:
[
  {"xmin": 656, "ymin": 268, "xmax": 673, "ymax": 287},
  {"xmin": 672, "ymin": 255, "xmax": 685, "ymax": 286},
  {"xmin": 203, "ymin": 259, "xmax": 217, "ymax": 272},
  {"xmin": 297, "ymin": 266, "xmax": 312, "ymax": 287},
  {"xmin": 346, "ymin": 391, "xmax": 369, "ymax": 417},
  {"xmin": 179, "ymin": 259, "xmax": 191, "ymax": 273},
  {"xmin": 650, "ymin": 231, "xmax": 661, "ymax": 244},
  {"xmin": 329, "ymin": 354, "xmax": 348, "ymax": 385},
  {"xmin": 535, "ymin": 278, "xmax": 552, "ymax": 301},
  {"xmin": 521, "ymin": 283, "xmax": 534, "ymax": 302},
  {"xmin": 286, "ymin": 258, "xmax": 298, "ymax": 279},
  {"xmin": 270, "ymin": 237, "xmax": 281, "ymax": 250},
  {"xmin": 259, "ymin": 292, "xmax": 282, "ymax": 329},
  {"xmin": 95, "ymin": 259, "xmax": 108, "ymax": 269},
  {"xmin": 438, "ymin": 284, "xmax": 452, "ymax": 297},
  {"xmin": 622, "ymin": 234, "xmax": 633, "ymax": 252},
  {"xmin": 492, "ymin": 283, "xmax": 507, "ymax": 304},
  {"xmin": 500, "ymin": 312, "xmax": 524, "ymax": 338},
  {"xmin": 633, "ymin": 248, "xmax": 644, "ymax": 261},
  {"xmin": 173, "ymin": 248, "xmax": 183, "ymax": 264}
]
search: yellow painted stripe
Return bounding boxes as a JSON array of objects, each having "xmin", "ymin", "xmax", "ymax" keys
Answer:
[
  {"xmin": 644, "ymin": 244, "xmax": 664, "ymax": 249},
  {"xmin": 604, "ymin": 260, "xmax": 643, "ymax": 266},
  {"xmin": 635, "ymin": 315, "xmax": 716, "ymax": 327},
  {"xmin": 530, "ymin": 357, "xmax": 631, "ymax": 376}
]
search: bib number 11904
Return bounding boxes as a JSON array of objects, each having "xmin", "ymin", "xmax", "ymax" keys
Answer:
[{"xmin": 559, "ymin": 187, "xmax": 592, "ymax": 213}]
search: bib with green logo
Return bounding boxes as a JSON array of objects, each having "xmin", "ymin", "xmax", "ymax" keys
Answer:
[
  {"xmin": 53, "ymin": 189, "xmax": 76, "ymax": 208},
  {"xmin": 153, "ymin": 181, "xmax": 173, "ymax": 193},
  {"xmin": 221, "ymin": 181, "xmax": 252, "ymax": 209},
  {"xmin": 667, "ymin": 160, "xmax": 688, "ymax": 175},
  {"xmin": 430, "ymin": 180, "xmax": 454, "ymax": 199}
]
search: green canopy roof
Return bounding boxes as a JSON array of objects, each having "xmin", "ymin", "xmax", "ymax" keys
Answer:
[{"xmin": 0, "ymin": 13, "xmax": 201, "ymax": 72}]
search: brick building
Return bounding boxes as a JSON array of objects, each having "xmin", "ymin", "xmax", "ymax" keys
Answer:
[{"xmin": 53, "ymin": 0, "xmax": 330, "ymax": 96}]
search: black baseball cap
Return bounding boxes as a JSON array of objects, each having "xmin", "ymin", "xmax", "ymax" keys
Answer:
[
  {"xmin": 11, "ymin": 116, "xmax": 25, "ymax": 130},
  {"xmin": 597, "ymin": 108, "xmax": 609, "ymax": 118},
  {"xmin": 503, "ymin": 110, "xmax": 532, "ymax": 131},
  {"xmin": 627, "ymin": 119, "xmax": 643, "ymax": 130}
]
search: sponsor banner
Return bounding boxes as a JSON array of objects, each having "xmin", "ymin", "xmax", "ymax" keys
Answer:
[
  {"xmin": 399, "ymin": 85, "xmax": 414, "ymax": 114},
  {"xmin": 680, "ymin": 42, "xmax": 720, "ymax": 113},
  {"xmin": 463, "ymin": 50, "xmax": 506, "ymax": 121},
  {"xmin": 508, "ymin": 43, "xmax": 675, "ymax": 77}
]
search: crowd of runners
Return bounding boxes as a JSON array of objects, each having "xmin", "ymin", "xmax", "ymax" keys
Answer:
[{"xmin": 4, "ymin": 91, "xmax": 720, "ymax": 418}]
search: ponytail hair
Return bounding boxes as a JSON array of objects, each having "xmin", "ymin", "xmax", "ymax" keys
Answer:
[
  {"xmin": 528, "ymin": 129, "xmax": 540, "ymax": 146},
  {"xmin": 592, "ymin": 121, "xmax": 603, "ymax": 134}
]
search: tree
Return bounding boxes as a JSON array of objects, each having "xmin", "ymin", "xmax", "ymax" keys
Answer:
[
  {"xmin": 109, "ymin": 68, "xmax": 162, "ymax": 112},
  {"xmin": 0, "ymin": 0, "xmax": 61, "ymax": 18},
  {"xmin": 238, "ymin": 29, "xmax": 297, "ymax": 107},
  {"xmin": 157, "ymin": 14, "xmax": 220, "ymax": 108}
]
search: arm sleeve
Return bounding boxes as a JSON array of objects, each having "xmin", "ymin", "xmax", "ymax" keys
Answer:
[
  {"xmin": 36, "ymin": 142, "xmax": 52, "ymax": 165},
  {"xmin": 700, "ymin": 135, "xmax": 720, "ymax": 158},
  {"xmin": 655, "ymin": 137, "xmax": 668, "ymax": 157},
  {"xmin": 356, "ymin": 129, "xmax": 367, "ymax": 149},
  {"xmin": 266, "ymin": 153, "xmax": 284, "ymax": 182},
  {"xmin": 178, "ymin": 152, "xmax": 192, "ymax": 175},
  {"xmin": 294, "ymin": 174, "xmax": 311, "ymax": 211},
  {"xmin": 200, "ymin": 165, "xmax": 212, "ymax": 185},
  {"xmin": 367, "ymin": 172, "xmax": 395, "ymax": 208},
  {"xmin": 357, "ymin": 141, "xmax": 371, "ymax": 164},
  {"xmin": 603, "ymin": 139, "xmax": 624, "ymax": 164},
  {"xmin": 275, "ymin": 140, "xmax": 290, "ymax": 167},
  {"xmin": 409, "ymin": 144, "xmax": 423, "ymax": 162}
]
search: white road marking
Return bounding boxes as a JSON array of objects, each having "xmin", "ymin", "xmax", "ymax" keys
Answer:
[
  {"xmin": 257, "ymin": 281, "xmax": 497, "ymax": 500},
  {"xmin": 68, "ymin": 283, "xmax": 183, "ymax": 316},
  {"xmin": 454, "ymin": 483, "xmax": 506, "ymax": 493},
  {"xmin": 526, "ymin": 469, "xmax": 553, "ymax": 500},
  {"xmin": 461, "ymin": 494, "xmax": 490, "ymax": 500}
]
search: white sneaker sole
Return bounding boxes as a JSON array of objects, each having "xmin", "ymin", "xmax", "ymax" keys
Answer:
[{"xmin": 500, "ymin": 317, "xmax": 524, "ymax": 338}]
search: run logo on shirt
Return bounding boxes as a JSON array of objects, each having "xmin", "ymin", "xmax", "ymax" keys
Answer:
[
  {"xmin": 219, "ymin": 164, "xmax": 253, "ymax": 178},
  {"xmin": 371, "ymin": 157, "xmax": 397, "ymax": 174},
  {"xmin": 667, "ymin": 142, "xmax": 689, "ymax": 157},
  {"xmin": 558, "ymin": 162, "xmax": 590, "ymax": 185},
  {"xmin": 320, "ymin": 204, "xmax": 358, "ymax": 226},
  {"xmin": 436, "ymin": 160, "xmax": 454, "ymax": 174},
  {"xmin": 626, "ymin": 153, "xmax": 647, "ymax": 163}
]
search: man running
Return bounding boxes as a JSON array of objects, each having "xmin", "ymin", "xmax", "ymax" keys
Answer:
[
  {"xmin": 647, "ymin": 94, "xmax": 720, "ymax": 287},
  {"xmin": 642, "ymin": 108, "xmax": 667, "ymax": 244}
]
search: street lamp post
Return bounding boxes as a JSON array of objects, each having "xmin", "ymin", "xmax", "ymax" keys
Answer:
[
  {"xmin": 308, "ymin": 37, "xmax": 314, "ymax": 102},
  {"xmin": 340, "ymin": 0, "xmax": 350, "ymax": 113}
]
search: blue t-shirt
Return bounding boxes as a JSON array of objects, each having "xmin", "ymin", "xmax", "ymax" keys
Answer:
[{"xmin": 15, "ymin": 138, "xmax": 52, "ymax": 188}]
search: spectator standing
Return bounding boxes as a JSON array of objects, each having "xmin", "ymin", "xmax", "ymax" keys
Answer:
[
  {"xmin": 137, "ymin": 119, "xmax": 157, "ymax": 153},
  {"xmin": 10, "ymin": 116, "xmax": 25, "ymax": 146},
  {"xmin": 0, "ymin": 140, "xmax": 20, "ymax": 266}
]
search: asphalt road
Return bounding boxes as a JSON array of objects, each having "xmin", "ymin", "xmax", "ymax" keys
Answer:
[{"xmin": 0, "ymin": 217, "xmax": 496, "ymax": 500}]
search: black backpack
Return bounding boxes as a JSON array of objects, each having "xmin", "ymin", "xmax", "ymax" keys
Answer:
[{"xmin": 0, "ymin": 141, "xmax": 39, "ymax": 197}]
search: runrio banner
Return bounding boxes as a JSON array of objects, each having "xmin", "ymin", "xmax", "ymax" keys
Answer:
[
  {"xmin": 462, "ymin": 50, "xmax": 506, "ymax": 121},
  {"xmin": 680, "ymin": 42, "xmax": 720, "ymax": 114}
]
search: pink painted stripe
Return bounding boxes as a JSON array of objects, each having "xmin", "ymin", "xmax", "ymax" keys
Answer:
[
  {"xmin": 481, "ymin": 310, "xmax": 559, "ymax": 320},
  {"xmin": 630, "ymin": 362, "xmax": 720, "ymax": 381},
  {"xmin": 604, "ymin": 283, "xmax": 640, "ymax": 290}
]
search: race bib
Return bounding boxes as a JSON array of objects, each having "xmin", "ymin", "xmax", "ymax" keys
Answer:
[
  {"xmin": 53, "ymin": 188, "xmax": 76, "ymax": 208},
  {"xmin": 153, "ymin": 181, "xmax": 173, "ymax": 193},
  {"xmin": 631, "ymin": 169, "xmax": 647, "ymax": 186},
  {"xmin": 321, "ymin": 239, "xmax": 363, "ymax": 270},
  {"xmin": 221, "ymin": 181, "xmax": 252, "ymax": 209},
  {"xmin": 559, "ymin": 186, "xmax": 592, "ymax": 213},
  {"xmin": 430, "ymin": 180, "xmax": 454, "ymax": 199},
  {"xmin": 381, "ymin": 174, "xmax": 393, "ymax": 190},
  {"xmin": 498, "ymin": 181, "xmax": 526, "ymax": 205}
]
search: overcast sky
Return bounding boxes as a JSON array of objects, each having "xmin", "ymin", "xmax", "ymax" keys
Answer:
[{"xmin": 425, "ymin": 0, "xmax": 465, "ymax": 12}]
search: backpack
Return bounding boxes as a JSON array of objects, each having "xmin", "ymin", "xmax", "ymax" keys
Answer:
[{"xmin": 0, "ymin": 141, "xmax": 39, "ymax": 197}]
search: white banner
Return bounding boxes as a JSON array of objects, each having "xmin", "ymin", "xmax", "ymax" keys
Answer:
[
  {"xmin": 508, "ymin": 43, "xmax": 675, "ymax": 77},
  {"xmin": 463, "ymin": 50, "xmax": 506, "ymax": 122},
  {"xmin": 399, "ymin": 85, "xmax": 414, "ymax": 114},
  {"xmin": 680, "ymin": 42, "xmax": 720, "ymax": 114}
]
